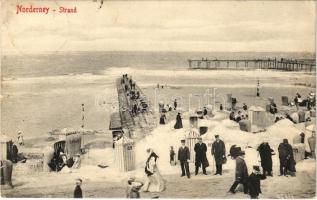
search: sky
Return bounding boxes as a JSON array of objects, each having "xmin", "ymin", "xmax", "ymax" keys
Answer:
[{"xmin": 1, "ymin": 0, "xmax": 316, "ymax": 54}]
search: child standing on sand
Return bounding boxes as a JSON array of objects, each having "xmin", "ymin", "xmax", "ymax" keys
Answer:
[
  {"xmin": 126, "ymin": 177, "xmax": 144, "ymax": 198},
  {"xmin": 74, "ymin": 178, "xmax": 83, "ymax": 198}
]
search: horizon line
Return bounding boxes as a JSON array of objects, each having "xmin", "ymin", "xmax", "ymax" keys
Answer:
[{"xmin": 2, "ymin": 50, "xmax": 316, "ymax": 56}]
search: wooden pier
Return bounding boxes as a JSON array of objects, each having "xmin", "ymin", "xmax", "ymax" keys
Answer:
[
  {"xmin": 115, "ymin": 75, "xmax": 157, "ymax": 140},
  {"xmin": 188, "ymin": 58, "xmax": 315, "ymax": 71}
]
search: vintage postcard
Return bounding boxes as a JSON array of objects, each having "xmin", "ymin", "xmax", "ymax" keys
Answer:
[{"xmin": 1, "ymin": 0, "xmax": 316, "ymax": 198}]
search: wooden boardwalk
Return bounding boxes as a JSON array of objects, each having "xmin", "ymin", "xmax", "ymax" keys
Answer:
[
  {"xmin": 116, "ymin": 76, "xmax": 157, "ymax": 140},
  {"xmin": 188, "ymin": 58, "xmax": 315, "ymax": 71}
]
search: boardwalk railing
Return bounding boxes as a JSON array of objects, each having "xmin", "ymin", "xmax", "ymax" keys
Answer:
[{"xmin": 188, "ymin": 58, "xmax": 315, "ymax": 71}]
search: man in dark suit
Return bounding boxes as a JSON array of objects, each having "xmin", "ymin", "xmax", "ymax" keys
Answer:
[
  {"xmin": 211, "ymin": 135, "xmax": 226, "ymax": 175},
  {"xmin": 194, "ymin": 137, "xmax": 208, "ymax": 175},
  {"xmin": 278, "ymin": 138, "xmax": 295, "ymax": 176},
  {"xmin": 229, "ymin": 151, "xmax": 249, "ymax": 194},
  {"xmin": 178, "ymin": 139, "xmax": 190, "ymax": 178}
]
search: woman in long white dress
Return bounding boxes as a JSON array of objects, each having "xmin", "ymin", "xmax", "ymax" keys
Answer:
[{"xmin": 142, "ymin": 148, "xmax": 165, "ymax": 192}]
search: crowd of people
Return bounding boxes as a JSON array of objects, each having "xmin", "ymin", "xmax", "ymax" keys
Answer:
[
  {"xmin": 294, "ymin": 92, "xmax": 316, "ymax": 111},
  {"xmin": 121, "ymin": 74, "xmax": 148, "ymax": 117},
  {"xmin": 123, "ymin": 134, "xmax": 299, "ymax": 199}
]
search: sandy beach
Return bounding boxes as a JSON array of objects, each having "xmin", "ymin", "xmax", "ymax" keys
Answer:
[{"xmin": 1, "ymin": 68, "xmax": 315, "ymax": 198}]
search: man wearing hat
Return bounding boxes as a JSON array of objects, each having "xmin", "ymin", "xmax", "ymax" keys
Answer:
[
  {"xmin": 211, "ymin": 135, "xmax": 226, "ymax": 175},
  {"xmin": 257, "ymin": 141, "xmax": 274, "ymax": 177},
  {"xmin": 178, "ymin": 139, "xmax": 190, "ymax": 178},
  {"xmin": 278, "ymin": 139, "xmax": 295, "ymax": 176},
  {"xmin": 194, "ymin": 137, "xmax": 208, "ymax": 175},
  {"xmin": 229, "ymin": 150, "xmax": 248, "ymax": 194},
  {"xmin": 248, "ymin": 166, "xmax": 266, "ymax": 199}
]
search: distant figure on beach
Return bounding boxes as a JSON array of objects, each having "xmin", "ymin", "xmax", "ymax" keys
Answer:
[
  {"xmin": 229, "ymin": 112, "xmax": 235, "ymax": 120},
  {"xmin": 243, "ymin": 103, "xmax": 248, "ymax": 111},
  {"xmin": 174, "ymin": 99, "xmax": 177, "ymax": 110},
  {"xmin": 278, "ymin": 139, "xmax": 296, "ymax": 176},
  {"xmin": 167, "ymin": 104, "xmax": 172, "ymax": 112},
  {"xmin": 174, "ymin": 113, "xmax": 183, "ymax": 129},
  {"xmin": 126, "ymin": 177, "xmax": 144, "ymax": 198},
  {"xmin": 170, "ymin": 146, "xmax": 176, "ymax": 166},
  {"xmin": 194, "ymin": 137, "xmax": 208, "ymax": 175},
  {"xmin": 142, "ymin": 148, "xmax": 165, "ymax": 192},
  {"xmin": 220, "ymin": 104, "xmax": 223, "ymax": 111},
  {"xmin": 294, "ymin": 93, "xmax": 302, "ymax": 110},
  {"xmin": 212, "ymin": 135, "xmax": 226, "ymax": 175},
  {"xmin": 178, "ymin": 140, "xmax": 190, "ymax": 179},
  {"xmin": 74, "ymin": 178, "xmax": 83, "ymax": 198},
  {"xmin": 159, "ymin": 114, "xmax": 167, "ymax": 125},
  {"xmin": 133, "ymin": 103, "xmax": 138, "ymax": 116},
  {"xmin": 203, "ymin": 107, "xmax": 208, "ymax": 116},
  {"xmin": 129, "ymin": 79, "xmax": 133, "ymax": 89},
  {"xmin": 17, "ymin": 131, "xmax": 24, "ymax": 146},
  {"xmin": 136, "ymin": 91, "xmax": 140, "ymax": 99},
  {"xmin": 257, "ymin": 142, "xmax": 274, "ymax": 177},
  {"xmin": 269, "ymin": 99, "xmax": 278, "ymax": 114}
]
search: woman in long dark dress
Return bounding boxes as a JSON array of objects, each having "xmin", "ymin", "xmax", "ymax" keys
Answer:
[
  {"xmin": 174, "ymin": 113, "xmax": 183, "ymax": 129},
  {"xmin": 159, "ymin": 114, "xmax": 167, "ymax": 125}
]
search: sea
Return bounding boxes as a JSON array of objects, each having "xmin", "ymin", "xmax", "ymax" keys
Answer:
[{"xmin": 2, "ymin": 51, "xmax": 315, "ymax": 78}]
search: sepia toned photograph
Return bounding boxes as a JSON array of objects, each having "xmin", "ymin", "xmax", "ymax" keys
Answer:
[{"xmin": 1, "ymin": 0, "xmax": 316, "ymax": 198}]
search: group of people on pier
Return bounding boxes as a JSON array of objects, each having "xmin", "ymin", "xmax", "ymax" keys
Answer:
[{"xmin": 121, "ymin": 74, "xmax": 148, "ymax": 116}]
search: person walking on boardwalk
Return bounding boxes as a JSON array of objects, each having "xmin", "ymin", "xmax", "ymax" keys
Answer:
[
  {"xmin": 194, "ymin": 137, "xmax": 208, "ymax": 175},
  {"xmin": 178, "ymin": 140, "xmax": 190, "ymax": 178},
  {"xmin": 257, "ymin": 141, "xmax": 274, "ymax": 176},
  {"xmin": 174, "ymin": 113, "xmax": 183, "ymax": 129},
  {"xmin": 211, "ymin": 135, "xmax": 226, "ymax": 175},
  {"xmin": 229, "ymin": 151, "xmax": 248, "ymax": 194},
  {"xmin": 243, "ymin": 103, "xmax": 248, "ymax": 111}
]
